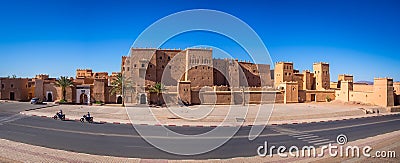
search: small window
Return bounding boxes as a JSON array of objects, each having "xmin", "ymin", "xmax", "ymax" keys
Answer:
[
  {"xmin": 141, "ymin": 64, "xmax": 145, "ymax": 67},
  {"xmin": 149, "ymin": 65, "xmax": 152, "ymax": 68},
  {"xmin": 11, "ymin": 84, "xmax": 13, "ymax": 88},
  {"xmin": 159, "ymin": 56, "xmax": 162, "ymax": 60},
  {"xmin": 168, "ymin": 56, "xmax": 171, "ymax": 60},
  {"xmin": 1, "ymin": 84, "xmax": 4, "ymax": 89},
  {"xmin": 134, "ymin": 64, "xmax": 137, "ymax": 67},
  {"xmin": 127, "ymin": 67, "xmax": 130, "ymax": 71},
  {"xmin": 195, "ymin": 66, "xmax": 197, "ymax": 69},
  {"xmin": 162, "ymin": 66, "xmax": 164, "ymax": 68}
]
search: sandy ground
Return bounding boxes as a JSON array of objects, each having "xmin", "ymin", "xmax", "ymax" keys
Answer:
[
  {"xmin": 20, "ymin": 101, "xmax": 391, "ymax": 126},
  {"xmin": 22, "ymin": 102, "xmax": 385, "ymax": 126}
]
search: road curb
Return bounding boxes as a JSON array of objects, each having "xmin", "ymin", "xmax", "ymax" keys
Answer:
[{"xmin": 24, "ymin": 104, "xmax": 59, "ymax": 111}]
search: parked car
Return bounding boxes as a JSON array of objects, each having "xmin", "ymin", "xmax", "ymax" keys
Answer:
[{"xmin": 30, "ymin": 98, "xmax": 42, "ymax": 104}]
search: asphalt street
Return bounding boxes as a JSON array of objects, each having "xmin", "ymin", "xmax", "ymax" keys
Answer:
[{"xmin": 0, "ymin": 102, "xmax": 399, "ymax": 159}]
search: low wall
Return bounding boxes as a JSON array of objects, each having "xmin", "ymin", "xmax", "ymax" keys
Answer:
[
  {"xmin": 353, "ymin": 84, "xmax": 373, "ymax": 92},
  {"xmin": 349, "ymin": 91, "xmax": 375, "ymax": 105},
  {"xmin": 304, "ymin": 90, "xmax": 335, "ymax": 102},
  {"xmin": 388, "ymin": 106, "xmax": 400, "ymax": 112},
  {"xmin": 192, "ymin": 90, "xmax": 283, "ymax": 105}
]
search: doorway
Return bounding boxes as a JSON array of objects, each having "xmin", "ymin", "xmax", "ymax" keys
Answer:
[
  {"xmin": 47, "ymin": 92, "xmax": 53, "ymax": 102},
  {"xmin": 140, "ymin": 94, "xmax": 146, "ymax": 104},
  {"xmin": 9, "ymin": 92, "xmax": 15, "ymax": 100},
  {"xmin": 80, "ymin": 93, "xmax": 88, "ymax": 104},
  {"xmin": 117, "ymin": 96, "xmax": 123, "ymax": 104},
  {"xmin": 311, "ymin": 94, "xmax": 316, "ymax": 102}
]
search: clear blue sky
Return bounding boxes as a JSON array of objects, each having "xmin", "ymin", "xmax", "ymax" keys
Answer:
[{"xmin": 0, "ymin": 0, "xmax": 399, "ymax": 82}]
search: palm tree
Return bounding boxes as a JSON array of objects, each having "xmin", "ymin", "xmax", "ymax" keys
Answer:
[
  {"xmin": 110, "ymin": 73, "xmax": 124, "ymax": 106},
  {"xmin": 148, "ymin": 82, "xmax": 167, "ymax": 106},
  {"xmin": 55, "ymin": 76, "xmax": 74, "ymax": 102},
  {"xmin": 110, "ymin": 73, "xmax": 123, "ymax": 95}
]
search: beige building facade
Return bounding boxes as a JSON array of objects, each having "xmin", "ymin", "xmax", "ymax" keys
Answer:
[
  {"xmin": 121, "ymin": 48, "xmax": 399, "ymax": 107},
  {"xmin": 1, "ymin": 47, "xmax": 398, "ymax": 108},
  {"xmin": 274, "ymin": 62, "xmax": 335, "ymax": 103},
  {"xmin": 335, "ymin": 76, "xmax": 396, "ymax": 107},
  {"xmin": 0, "ymin": 70, "xmax": 121, "ymax": 104},
  {"xmin": 122, "ymin": 48, "xmax": 274, "ymax": 105}
]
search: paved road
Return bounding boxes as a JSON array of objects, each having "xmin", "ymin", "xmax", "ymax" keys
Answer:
[
  {"xmin": 0, "ymin": 102, "xmax": 399, "ymax": 159},
  {"xmin": 0, "ymin": 102, "xmax": 51, "ymax": 125}
]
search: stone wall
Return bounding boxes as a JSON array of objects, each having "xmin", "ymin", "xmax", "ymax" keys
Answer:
[
  {"xmin": 305, "ymin": 90, "xmax": 335, "ymax": 102},
  {"xmin": 190, "ymin": 90, "xmax": 282, "ymax": 105},
  {"xmin": 178, "ymin": 81, "xmax": 191, "ymax": 104},
  {"xmin": 348, "ymin": 91, "xmax": 374, "ymax": 104},
  {"xmin": 336, "ymin": 78, "xmax": 395, "ymax": 107},
  {"xmin": 353, "ymin": 83, "xmax": 374, "ymax": 92},
  {"xmin": 0, "ymin": 78, "xmax": 29, "ymax": 101}
]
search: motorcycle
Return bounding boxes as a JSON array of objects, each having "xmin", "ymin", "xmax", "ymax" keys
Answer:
[
  {"xmin": 53, "ymin": 112, "xmax": 66, "ymax": 121},
  {"xmin": 80, "ymin": 115, "xmax": 93, "ymax": 123}
]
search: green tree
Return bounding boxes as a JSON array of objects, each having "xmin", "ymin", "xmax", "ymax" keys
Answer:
[
  {"xmin": 110, "ymin": 73, "xmax": 124, "ymax": 106},
  {"xmin": 148, "ymin": 82, "xmax": 167, "ymax": 106},
  {"xmin": 55, "ymin": 76, "xmax": 74, "ymax": 102},
  {"xmin": 110, "ymin": 73, "xmax": 123, "ymax": 95}
]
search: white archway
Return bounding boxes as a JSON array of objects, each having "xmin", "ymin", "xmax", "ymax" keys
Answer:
[{"xmin": 76, "ymin": 85, "xmax": 91, "ymax": 105}]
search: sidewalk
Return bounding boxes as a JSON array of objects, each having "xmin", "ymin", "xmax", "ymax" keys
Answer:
[{"xmin": 20, "ymin": 102, "xmax": 395, "ymax": 126}]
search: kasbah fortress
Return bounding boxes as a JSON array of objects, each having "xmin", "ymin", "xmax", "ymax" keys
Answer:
[{"xmin": 1, "ymin": 47, "xmax": 400, "ymax": 111}]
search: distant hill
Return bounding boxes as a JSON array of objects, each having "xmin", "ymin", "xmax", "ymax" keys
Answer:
[{"xmin": 355, "ymin": 81, "xmax": 373, "ymax": 85}]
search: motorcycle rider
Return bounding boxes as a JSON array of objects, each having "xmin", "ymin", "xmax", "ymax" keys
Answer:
[{"xmin": 56, "ymin": 109, "xmax": 63, "ymax": 117}]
